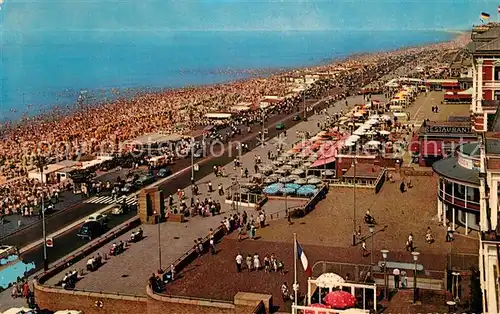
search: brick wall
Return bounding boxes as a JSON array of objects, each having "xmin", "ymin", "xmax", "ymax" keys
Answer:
[
  {"xmin": 34, "ymin": 282, "xmax": 267, "ymax": 314},
  {"xmin": 35, "ymin": 284, "xmax": 147, "ymax": 314}
]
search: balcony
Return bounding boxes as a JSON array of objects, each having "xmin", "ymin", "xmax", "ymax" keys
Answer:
[{"xmin": 438, "ymin": 186, "xmax": 480, "ymax": 211}]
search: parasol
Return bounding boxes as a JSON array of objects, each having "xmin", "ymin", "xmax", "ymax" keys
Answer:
[
  {"xmin": 279, "ymin": 176, "xmax": 294, "ymax": 183},
  {"xmin": 378, "ymin": 130, "xmax": 391, "ymax": 135},
  {"xmin": 282, "ymin": 164, "xmax": 293, "ymax": 170},
  {"xmin": 366, "ymin": 140, "xmax": 381, "ymax": 146},
  {"xmin": 264, "ymin": 177, "xmax": 278, "ymax": 184},
  {"xmin": 253, "ymin": 173, "xmax": 264, "ymax": 179},
  {"xmin": 280, "ymin": 187, "xmax": 296, "ymax": 195},
  {"xmin": 307, "ymin": 177, "xmax": 322, "ymax": 185},
  {"xmin": 323, "ymin": 291, "xmax": 356, "ymax": 309},
  {"xmin": 294, "ymin": 178, "xmax": 308, "ymax": 185},
  {"xmin": 292, "ymin": 169, "xmax": 305, "ymax": 175}
]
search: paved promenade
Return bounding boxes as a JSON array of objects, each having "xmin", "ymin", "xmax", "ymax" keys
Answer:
[{"xmin": 43, "ymin": 92, "xmax": 382, "ymax": 295}]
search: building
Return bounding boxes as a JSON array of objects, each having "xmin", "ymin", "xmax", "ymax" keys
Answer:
[
  {"xmin": 469, "ymin": 24, "xmax": 500, "ymax": 132},
  {"xmin": 414, "ymin": 120, "xmax": 476, "ymax": 167},
  {"xmin": 432, "ymin": 142, "xmax": 480, "ymax": 232}
]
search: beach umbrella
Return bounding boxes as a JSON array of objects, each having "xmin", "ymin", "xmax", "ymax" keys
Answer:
[
  {"xmin": 378, "ymin": 130, "xmax": 391, "ymax": 135},
  {"xmin": 294, "ymin": 178, "xmax": 308, "ymax": 185},
  {"xmin": 369, "ymin": 114, "xmax": 379, "ymax": 119},
  {"xmin": 323, "ymin": 291, "xmax": 356, "ymax": 309},
  {"xmin": 275, "ymin": 168, "xmax": 288, "ymax": 174},
  {"xmin": 307, "ymin": 177, "xmax": 323, "ymax": 184},
  {"xmin": 381, "ymin": 115, "xmax": 391, "ymax": 121},
  {"xmin": 253, "ymin": 173, "xmax": 264, "ymax": 179},
  {"xmin": 353, "ymin": 112, "xmax": 363, "ymax": 117},
  {"xmin": 288, "ymin": 174, "xmax": 301, "ymax": 181},
  {"xmin": 292, "ymin": 169, "xmax": 305, "ymax": 175},
  {"xmin": 279, "ymin": 187, "xmax": 296, "ymax": 195},
  {"xmin": 307, "ymin": 156, "xmax": 318, "ymax": 162},
  {"xmin": 282, "ymin": 164, "xmax": 293, "ymax": 170},
  {"xmin": 285, "ymin": 183, "xmax": 301, "ymax": 190},
  {"xmin": 353, "ymin": 129, "xmax": 365, "ymax": 136},
  {"xmin": 345, "ymin": 142, "xmax": 355, "ymax": 147},
  {"xmin": 347, "ymin": 135, "xmax": 360, "ymax": 142},
  {"xmin": 281, "ymin": 152, "xmax": 292, "ymax": 158},
  {"xmin": 277, "ymin": 156, "xmax": 285, "ymax": 162},
  {"xmin": 272, "ymin": 160, "xmax": 283, "ymax": 166},
  {"xmin": 289, "ymin": 159, "xmax": 301, "ymax": 166},
  {"xmin": 279, "ymin": 176, "xmax": 294, "ymax": 183},
  {"xmin": 322, "ymin": 170, "xmax": 335, "ymax": 177},
  {"xmin": 306, "ymin": 175, "xmax": 319, "ymax": 179},
  {"xmin": 303, "ymin": 303, "xmax": 330, "ymax": 314},
  {"xmin": 366, "ymin": 119, "xmax": 378, "ymax": 125},
  {"xmin": 264, "ymin": 177, "xmax": 278, "ymax": 184},
  {"xmin": 367, "ymin": 140, "xmax": 381, "ymax": 146},
  {"xmin": 303, "ymin": 162, "xmax": 312, "ymax": 167}
]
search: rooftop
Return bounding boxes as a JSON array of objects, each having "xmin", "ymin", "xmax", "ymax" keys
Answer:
[
  {"xmin": 459, "ymin": 142, "xmax": 480, "ymax": 158},
  {"xmin": 432, "ymin": 157, "xmax": 480, "ymax": 185}
]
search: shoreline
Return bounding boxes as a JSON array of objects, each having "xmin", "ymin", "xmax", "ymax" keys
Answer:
[{"xmin": 2, "ymin": 29, "xmax": 462, "ymax": 125}]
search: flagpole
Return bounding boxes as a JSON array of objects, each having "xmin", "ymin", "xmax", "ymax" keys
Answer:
[{"xmin": 293, "ymin": 232, "xmax": 298, "ymax": 312}]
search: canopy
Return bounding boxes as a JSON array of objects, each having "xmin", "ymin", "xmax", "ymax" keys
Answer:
[
  {"xmin": 316, "ymin": 273, "xmax": 346, "ymax": 288},
  {"xmin": 204, "ymin": 112, "xmax": 232, "ymax": 119},
  {"xmin": 366, "ymin": 140, "xmax": 381, "ymax": 146},
  {"xmin": 230, "ymin": 105, "xmax": 251, "ymax": 112},
  {"xmin": 303, "ymin": 303, "xmax": 330, "ymax": 314}
]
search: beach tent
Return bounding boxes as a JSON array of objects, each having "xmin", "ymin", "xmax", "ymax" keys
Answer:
[{"xmin": 204, "ymin": 112, "xmax": 232, "ymax": 119}]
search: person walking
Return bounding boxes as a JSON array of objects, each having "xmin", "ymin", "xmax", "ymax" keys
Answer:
[
  {"xmin": 393, "ymin": 268, "xmax": 401, "ymax": 289},
  {"xmin": 253, "ymin": 253, "xmax": 261, "ymax": 271},
  {"xmin": 235, "ymin": 252, "xmax": 243, "ymax": 272},
  {"xmin": 246, "ymin": 255, "xmax": 253, "ymax": 271}
]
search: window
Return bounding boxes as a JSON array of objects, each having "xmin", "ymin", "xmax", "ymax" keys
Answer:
[
  {"xmin": 495, "ymin": 90, "xmax": 500, "ymax": 100},
  {"xmin": 494, "ymin": 67, "xmax": 500, "ymax": 80}
]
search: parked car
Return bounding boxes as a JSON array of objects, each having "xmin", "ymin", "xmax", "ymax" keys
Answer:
[
  {"xmin": 134, "ymin": 174, "xmax": 155, "ymax": 188},
  {"xmin": 293, "ymin": 115, "xmax": 301, "ymax": 121},
  {"xmin": 85, "ymin": 213, "xmax": 107, "ymax": 225},
  {"xmin": 121, "ymin": 183, "xmax": 134, "ymax": 194},
  {"xmin": 77, "ymin": 221, "xmax": 106, "ymax": 240},
  {"xmin": 276, "ymin": 122, "xmax": 286, "ymax": 130},
  {"xmin": 111, "ymin": 204, "xmax": 129, "ymax": 215},
  {"xmin": 157, "ymin": 168, "xmax": 172, "ymax": 178}
]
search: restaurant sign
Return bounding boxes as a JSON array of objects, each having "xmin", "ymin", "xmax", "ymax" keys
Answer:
[{"xmin": 424, "ymin": 125, "xmax": 472, "ymax": 134}]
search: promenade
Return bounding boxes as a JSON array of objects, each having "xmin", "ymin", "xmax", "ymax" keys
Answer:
[{"xmin": 42, "ymin": 92, "xmax": 378, "ymax": 295}]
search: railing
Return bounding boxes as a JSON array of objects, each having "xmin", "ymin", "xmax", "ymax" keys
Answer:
[{"xmin": 438, "ymin": 187, "xmax": 480, "ymax": 211}]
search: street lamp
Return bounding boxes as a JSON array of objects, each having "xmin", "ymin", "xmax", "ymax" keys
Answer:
[
  {"xmin": 154, "ymin": 210, "xmax": 162, "ymax": 273},
  {"xmin": 381, "ymin": 249, "xmax": 389, "ymax": 300},
  {"xmin": 352, "ymin": 157, "xmax": 357, "ymax": 246},
  {"xmin": 36, "ymin": 155, "xmax": 49, "ymax": 271},
  {"xmin": 412, "ymin": 251, "xmax": 420, "ymax": 303},
  {"xmin": 369, "ymin": 224, "xmax": 375, "ymax": 265}
]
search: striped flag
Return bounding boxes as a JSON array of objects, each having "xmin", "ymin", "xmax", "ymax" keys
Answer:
[
  {"xmin": 481, "ymin": 12, "xmax": 491, "ymax": 21},
  {"xmin": 498, "ymin": 6, "xmax": 500, "ymax": 14},
  {"xmin": 296, "ymin": 240, "xmax": 312, "ymax": 277}
]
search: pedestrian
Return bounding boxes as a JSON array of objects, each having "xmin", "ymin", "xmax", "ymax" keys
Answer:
[
  {"xmin": 362, "ymin": 241, "xmax": 368, "ymax": 257},
  {"xmin": 208, "ymin": 181, "xmax": 213, "ymax": 193},
  {"xmin": 401, "ymin": 270, "xmax": 407, "ymax": 289},
  {"xmin": 264, "ymin": 255, "xmax": 270, "ymax": 272},
  {"xmin": 235, "ymin": 252, "xmax": 243, "ymax": 272},
  {"xmin": 246, "ymin": 254, "xmax": 253, "ymax": 271},
  {"xmin": 399, "ymin": 181, "xmax": 405, "ymax": 193},
  {"xmin": 393, "ymin": 268, "xmax": 400, "ymax": 289},
  {"xmin": 209, "ymin": 237, "xmax": 216, "ymax": 255},
  {"xmin": 253, "ymin": 253, "xmax": 261, "ymax": 270},
  {"xmin": 249, "ymin": 224, "xmax": 256, "ymax": 240}
]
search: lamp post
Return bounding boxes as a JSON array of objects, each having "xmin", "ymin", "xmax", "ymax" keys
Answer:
[
  {"xmin": 154, "ymin": 210, "xmax": 162, "ymax": 273},
  {"xmin": 412, "ymin": 251, "xmax": 420, "ymax": 303},
  {"xmin": 352, "ymin": 156, "xmax": 357, "ymax": 246},
  {"xmin": 381, "ymin": 249, "xmax": 389, "ymax": 300},
  {"xmin": 36, "ymin": 155, "xmax": 49, "ymax": 271},
  {"xmin": 261, "ymin": 110, "xmax": 266, "ymax": 147},
  {"xmin": 369, "ymin": 224, "xmax": 375, "ymax": 265}
]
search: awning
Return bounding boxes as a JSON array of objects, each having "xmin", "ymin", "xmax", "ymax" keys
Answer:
[
  {"xmin": 422, "ymin": 140, "xmax": 442, "ymax": 156},
  {"xmin": 311, "ymin": 157, "xmax": 336, "ymax": 168}
]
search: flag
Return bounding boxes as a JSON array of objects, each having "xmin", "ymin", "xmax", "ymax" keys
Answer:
[
  {"xmin": 296, "ymin": 240, "xmax": 312, "ymax": 276},
  {"xmin": 481, "ymin": 12, "xmax": 491, "ymax": 21},
  {"xmin": 498, "ymin": 6, "xmax": 500, "ymax": 14}
]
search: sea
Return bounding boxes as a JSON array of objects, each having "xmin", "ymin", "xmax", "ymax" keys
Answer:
[{"xmin": 0, "ymin": 0, "xmax": 496, "ymax": 120}]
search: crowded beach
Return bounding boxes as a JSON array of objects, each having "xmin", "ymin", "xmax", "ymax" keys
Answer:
[{"xmin": 0, "ymin": 34, "xmax": 469, "ymax": 220}]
